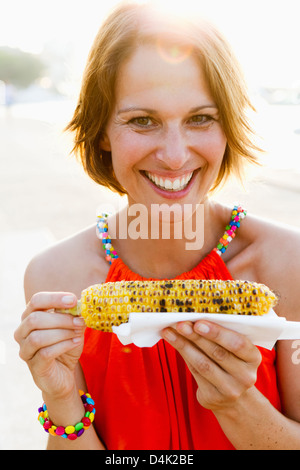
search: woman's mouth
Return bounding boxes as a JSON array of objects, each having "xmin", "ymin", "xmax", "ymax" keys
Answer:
[{"xmin": 143, "ymin": 170, "xmax": 194, "ymax": 192}]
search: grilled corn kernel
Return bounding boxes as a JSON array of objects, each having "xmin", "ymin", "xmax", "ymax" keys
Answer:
[{"xmin": 63, "ymin": 279, "xmax": 277, "ymax": 331}]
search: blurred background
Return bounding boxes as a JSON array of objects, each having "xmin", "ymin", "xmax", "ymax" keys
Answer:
[{"xmin": 0, "ymin": 0, "xmax": 299, "ymax": 449}]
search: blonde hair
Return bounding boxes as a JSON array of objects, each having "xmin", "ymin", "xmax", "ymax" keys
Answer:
[{"xmin": 66, "ymin": 1, "xmax": 260, "ymax": 195}]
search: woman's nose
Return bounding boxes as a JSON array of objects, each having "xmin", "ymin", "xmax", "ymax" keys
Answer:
[{"xmin": 155, "ymin": 127, "xmax": 190, "ymax": 169}]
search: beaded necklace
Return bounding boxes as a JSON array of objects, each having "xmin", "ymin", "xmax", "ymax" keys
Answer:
[
  {"xmin": 97, "ymin": 205, "xmax": 247, "ymax": 265},
  {"xmin": 96, "ymin": 213, "xmax": 119, "ymax": 265},
  {"xmin": 213, "ymin": 205, "xmax": 247, "ymax": 256}
]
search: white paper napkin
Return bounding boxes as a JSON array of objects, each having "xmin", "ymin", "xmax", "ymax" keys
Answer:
[{"xmin": 112, "ymin": 309, "xmax": 300, "ymax": 349}]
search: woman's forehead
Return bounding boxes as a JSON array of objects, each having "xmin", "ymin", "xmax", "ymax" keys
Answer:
[{"xmin": 114, "ymin": 43, "xmax": 213, "ymax": 108}]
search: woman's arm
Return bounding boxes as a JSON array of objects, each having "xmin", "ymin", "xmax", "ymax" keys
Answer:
[
  {"xmin": 14, "ymin": 248, "xmax": 106, "ymax": 450},
  {"xmin": 213, "ymin": 378, "xmax": 300, "ymax": 450},
  {"xmin": 44, "ymin": 364, "xmax": 105, "ymax": 450},
  {"xmin": 214, "ymin": 334, "xmax": 300, "ymax": 449},
  {"xmin": 162, "ymin": 320, "xmax": 300, "ymax": 450}
]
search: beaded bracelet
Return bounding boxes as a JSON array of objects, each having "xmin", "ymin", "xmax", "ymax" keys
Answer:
[{"xmin": 38, "ymin": 390, "xmax": 96, "ymax": 441}]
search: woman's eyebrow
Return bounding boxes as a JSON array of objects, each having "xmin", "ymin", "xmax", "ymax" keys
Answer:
[
  {"xmin": 117, "ymin": 107, "xmax": 156, "ymax": 115},
  {"xmin": 189, "ymin": 105, "xmax": 218, "ymax": 113},
  {"xmin": 117, "ymin": 104, "xmax": 218, "ymax": 115}
]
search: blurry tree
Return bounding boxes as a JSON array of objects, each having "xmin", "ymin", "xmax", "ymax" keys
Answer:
[{"xmin": 0, "ymin": 47, "xmax": 45, "ymax": 88}]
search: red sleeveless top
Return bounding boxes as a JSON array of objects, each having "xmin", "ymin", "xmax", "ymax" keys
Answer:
[{"xmin": 80, "ymin": 209, "xmax": 281, "ymax": 450}]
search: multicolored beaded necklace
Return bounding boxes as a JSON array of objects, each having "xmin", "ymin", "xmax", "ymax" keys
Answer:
[
  {"xmin": 213, "ymin": 205, "xmax": 247, "ymax": 256},
  {"xmin": 96, "ymin": 213, "xmax": 119, "ymax": 265},
  {"xmin": 96, "ymin": 205, "xmax": 247, "ymax": 265}
]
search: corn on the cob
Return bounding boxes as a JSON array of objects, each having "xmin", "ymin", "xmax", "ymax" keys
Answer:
[{"xmin": 61, "ymin": 279, "xmax": 277, "ymax": 332}]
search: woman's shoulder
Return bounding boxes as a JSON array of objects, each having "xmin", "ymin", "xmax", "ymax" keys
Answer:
[
  {"xmin": 229, "ymin": 210, "xmax": 300, "ymax": 320},
  {"xmin": 24, "ymin": 225, "xmax": 109, "ymax": 301},
  {"xmin": 242, "ymin": 211, "xmax": 300, "ymax": 270}
]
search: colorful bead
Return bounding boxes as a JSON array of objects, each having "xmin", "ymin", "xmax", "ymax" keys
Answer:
[
  {"xmin": 75, "ymin": 422, "xmax": 84, "ymax": 431},
  {"xmin": 82, "ymin": 417, "xmax": 91, "ymax": 427},
  {"xmin": 43, "ymin": 420, "xmax": 53, "ymax": 430},
  {"xmin": 214, "ymin": 206, "xmax": 247, "ymax": 257},
  {"xmin": 96, "ymin": 212, "xmax": 119, "ymax": 265},
  {"xmin": 38, "ymin": 390, "xmax": 96, "ymax": 441},
  {"xmin": 55, "ymin": 426, "xmax": 65, "ymax": 435},
  {"xmin": 65, "ymin": 425, "xmax": 75, "ymax": 434}
]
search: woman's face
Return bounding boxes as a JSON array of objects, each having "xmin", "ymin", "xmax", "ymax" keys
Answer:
[{"xmin": 102, "ymin": 43, "xmax": 227, "ymax": 210}]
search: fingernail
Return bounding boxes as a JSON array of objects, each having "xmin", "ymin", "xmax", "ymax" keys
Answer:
[
  {"xmin": 180, "ymin": 323, "xmax": 193, "ymax": 336},
  {"xmin": 62, "ymin": 295, "xmax": 75, "ymax": 305},
  {"xmin": 73, "ymin": 336, "xmax": 82, "ymax": 344},
  {"xmin": 73, "ymin": 317, "xmax": 85, "ymax": 327},
  {"xmin": 195, "ymin": 323, "xmax": 210, "ymax": 334}
]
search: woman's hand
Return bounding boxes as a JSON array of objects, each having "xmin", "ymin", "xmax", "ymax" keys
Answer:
[
  {"xmin": 14, "ymin": 292, "xmax": 86, "ymax": 400},
  {"xmin": 162, "ymin": 320, "xmax": 262, "ymax": 413}
]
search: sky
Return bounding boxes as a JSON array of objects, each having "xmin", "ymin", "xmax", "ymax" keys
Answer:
[{"xmin": 0, "ymin": 0, "xmax": 300, "ymax": 89}]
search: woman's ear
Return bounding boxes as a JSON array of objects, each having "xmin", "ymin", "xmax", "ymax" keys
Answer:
[{"xmin": 100, "ymin": 133, "xmax": 111, "ymax": 152}]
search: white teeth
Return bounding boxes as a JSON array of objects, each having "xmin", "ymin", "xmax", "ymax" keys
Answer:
[
  {"xmin": 145, "ymin": 171, "xmax": 193, "ymax": 191},
  {"xmin": 172, "ymin": 179, "xmax": 181, "ymax": 190},
  {"xmin": 164, "ymin": 179, "xmax": 173, "ymax": 190}
]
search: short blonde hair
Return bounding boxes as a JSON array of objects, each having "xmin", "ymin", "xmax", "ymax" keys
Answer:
[{"xmin": 66, "ymin": 1, "xmax": 260, "ymax": 195}]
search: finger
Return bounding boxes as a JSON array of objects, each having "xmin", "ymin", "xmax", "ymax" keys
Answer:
[
  {"xmin": 163, "ymin": 324, "xmax": 260, "ymax": 406},
  {"xmin": 15, "ymin": 310, "xmax": 85, "ymax": 345},
  {"xmin": 162, "ymin": 326, "xmax": 230, "ymax": 389},
  {"xmin": 179, "ymin": 347, "xmax": 250, "ymax": 411},
  {"xmin": 176, "ymin": 320, "xmax": 261, "ymax": 388},
  {"xmin": 20, "ymin": 328, "xmax": 83, "ymax": 362},
  {"xmin": 22, "ymin": 292, "xmax": 77, "ymax": 320},
  {"xmin": 192, "ymin": 321, "xmax": 262, "ymax": 366},
  {"xmin": 176, "ymin": 322, "xmax": 259, "ymax": 388},
  {"xmin": 176, "ymin": 321, "xmax": 238, "ymax": 369},
  {"xmin": 183, "ymin": 356, "xmax": 224, "ymax": 408},
  {"xmin": 29, "ymin": 337, "xmax": 83, "ymax": 373},
  {"xmin": 24, "ymin": 310, "xmax": 84, "ymax": 338}
]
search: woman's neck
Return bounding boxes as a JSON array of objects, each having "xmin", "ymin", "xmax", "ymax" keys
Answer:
[{"xmin": 107, "ymin": 199, "xmax": 224, "ymax": 279}]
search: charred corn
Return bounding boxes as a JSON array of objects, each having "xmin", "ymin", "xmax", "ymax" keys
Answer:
[{"xmin": 61, "ymin": 279, "xmax": 277, "ymax": 332}]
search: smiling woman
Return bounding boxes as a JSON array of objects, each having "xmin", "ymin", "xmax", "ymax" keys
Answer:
[
  {"xmin": 66, "ymin": 2, "xmax": 260, "ymax": 196},
  {"xmin": 14, "ymin": 0, "xmax": 300, "ymax": 452},
  {"xmin": 99, "ymin": 39, "xmax": 227, "ymax": 207}
]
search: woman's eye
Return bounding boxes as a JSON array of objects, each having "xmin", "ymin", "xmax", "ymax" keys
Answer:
[
  {"xmin": 189, "ymin": 115, "xmax": 214, "ymax": 125},
  {"xmin": 129, "ymin": 117, "xmax": 154, "ymax": 127}
]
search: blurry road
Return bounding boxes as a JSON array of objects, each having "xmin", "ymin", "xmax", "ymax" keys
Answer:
[{"xmin": 0, "ymin": 101, "xmax": 300, "ymax": 449}]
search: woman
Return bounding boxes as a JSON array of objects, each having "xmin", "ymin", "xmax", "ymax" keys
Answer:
[{"xmin": 14, "ymin": 2, "xmax": 300, "ymax": 449}]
